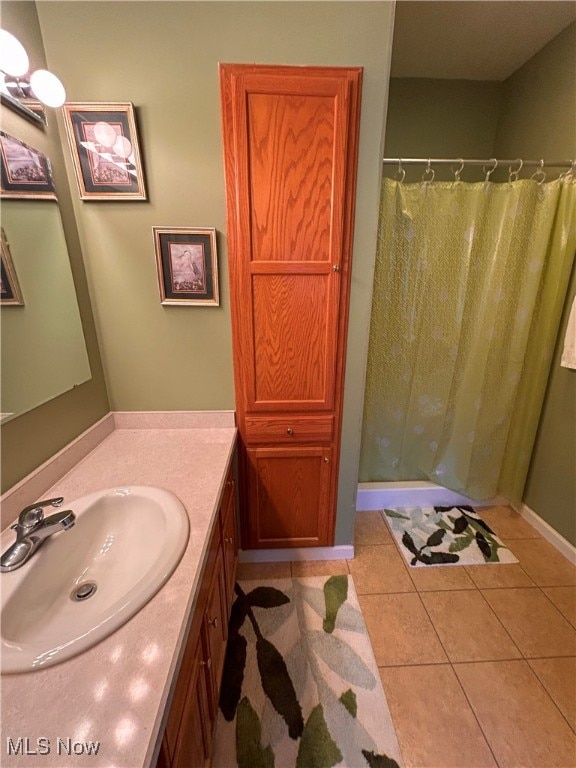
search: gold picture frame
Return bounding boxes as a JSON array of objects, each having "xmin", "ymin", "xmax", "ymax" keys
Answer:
[
  {"xmin": 153, "ymin": 227, "xmax": 219, "ymax": 306},
  {"xmin": 1, "ymin": 228, "xmax": 24, "ymax": 305},
  {"xmin": 62, "ymin": 102, "xmax": 147, "ymax": 201}
]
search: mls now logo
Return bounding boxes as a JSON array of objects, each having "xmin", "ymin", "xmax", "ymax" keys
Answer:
[{"xmin": 6, "ymin": 737, "xmax": 100, "ymax": 756}]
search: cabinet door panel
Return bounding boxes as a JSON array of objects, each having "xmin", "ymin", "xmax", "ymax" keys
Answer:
[
  {"xmin": 205, "ymin": 547, "xmax": 228, "ymax": 711},
  {"xmin": 222, "ymin": 487, "xmax": 238, "ymax": 614},
  {"xmin": 171, "ymin": 633, "xmax": 210, "ymax": 768},
  {"xmin": 246, "ymin": 446, "xmax": 332, "ymax": 547}
]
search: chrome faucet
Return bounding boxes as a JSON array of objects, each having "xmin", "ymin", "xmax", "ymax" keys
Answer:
[{"xmin": 1, "ymin": 497, "xmax": 76, "ymax": 572}]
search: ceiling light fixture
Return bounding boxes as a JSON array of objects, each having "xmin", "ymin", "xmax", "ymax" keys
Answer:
[{"xmin": 0, "ymin": 29, "xmax": 66, "ymax": 109}]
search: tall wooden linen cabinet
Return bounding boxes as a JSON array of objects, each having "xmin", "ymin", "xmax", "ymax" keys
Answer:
[{"xmin": 220, "ymin": 64, "xmax": 362, "ymax": 549}]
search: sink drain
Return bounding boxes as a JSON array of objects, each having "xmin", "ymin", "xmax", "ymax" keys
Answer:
[{"xmin": 71, "ymin": 582, "xmax": 97, "ymax": 601}]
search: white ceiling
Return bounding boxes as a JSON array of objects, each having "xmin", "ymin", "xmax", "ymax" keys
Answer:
[{"xmin": 391, "ymin": 1, "xmax": 576, "ymax": 81}]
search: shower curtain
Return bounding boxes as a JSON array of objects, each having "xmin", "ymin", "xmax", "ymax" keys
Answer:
[{"xmin": 360, "ymin": 175, "xmax": 576, "ymax": 501}]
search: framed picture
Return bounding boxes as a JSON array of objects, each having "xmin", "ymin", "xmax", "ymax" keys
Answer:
[
  {"xmin": 1, "ymin": 228, "xmax": 24, "ymax": 305},
  {"xmin": 62, "ymin": 102, "xmax": 147, "ymax": 200},
  {"xmin": 153, "ymin": 227, "xmax": 219, "ymax": 306},
  {"xmin": 0, "ymin": 131, "xmax": 56, "ymax": 200}
]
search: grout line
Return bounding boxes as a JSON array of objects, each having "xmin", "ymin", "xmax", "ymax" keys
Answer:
[
  {"xmin": 525, "ymin": 658, "xmax": 576, "ymax": 737},
  {"xmin": 449, "ymin": 660, "xmax": 503, "ymax": 767}
]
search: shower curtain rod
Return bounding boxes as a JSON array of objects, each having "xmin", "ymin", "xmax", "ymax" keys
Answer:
[{"xmin": 382, "ymin": 157, "xmax": 574, "ymax": 168}]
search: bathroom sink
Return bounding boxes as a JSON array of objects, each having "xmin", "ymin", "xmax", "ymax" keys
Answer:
[{"xmin": 0, "ymin": 486, "xmax": 189, "ymax": 673}]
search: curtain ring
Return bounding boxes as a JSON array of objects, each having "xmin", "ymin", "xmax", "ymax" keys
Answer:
[
  {"xmin": 452, "ymin": 158, "xmax": 464, "ymax": 182},
  {"xmin": 395, "ymin": 158, "xmax": 406, "ymax": 183},
  {"xmin": 421, "ymin": 158, "xmax": 434, "ymax": 183},
  {"xmin": 559, "ymin": 160, "xmax": 575, "ymax": 180},
  {"xmin": 531, "ymin": 158, "xmax": 546, "ymax": 184},
  {"xmin": 483, "ymin": 158, "xmax": 497, "ymax": 182},
  {"xmin": 508, "ymin": 158, "xmax": 523, "ymax": 182}
]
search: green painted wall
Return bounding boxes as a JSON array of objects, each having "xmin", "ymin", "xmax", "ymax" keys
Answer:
[
  {"xmin": 37, "ymin": 1, "xmax": 394, "ymax": 545},
  {"xmin": 384, "ymin": 78, "xmax": 503, "ymax": 182},
  {"xmin": 494, "ymin": 22, "xmax": 576, "ymax": 545},
  {"xmin": 0, "ymin": 1, "xmax": 109, "ymax": 494}
]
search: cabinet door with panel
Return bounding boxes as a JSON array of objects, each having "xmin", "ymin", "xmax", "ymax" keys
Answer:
[
  {"xmin": 221, "ymin": 64, "xmax": 362, "ymax": 549},
  {"xmin": 171, "ymin": 630, "xmax": 211, "ymax": 768}
]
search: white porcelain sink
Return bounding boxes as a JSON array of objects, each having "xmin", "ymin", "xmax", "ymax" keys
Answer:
[{"xmin": 1, "ymin": 486, "xmax": 189, "ymax": 673}]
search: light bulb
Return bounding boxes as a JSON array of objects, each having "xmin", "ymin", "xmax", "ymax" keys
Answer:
[
  {"xmin": 30, "ymin": 69, "xmax": 66, "ymax": 108},
  {"xmin": 0, "ymin": 30, "xmax": 29, "ymax": 77}
]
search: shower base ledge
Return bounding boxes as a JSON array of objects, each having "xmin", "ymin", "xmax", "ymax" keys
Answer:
[{"xmin": 356, "ymin": 481, "xmax": 507, "ymax": 511}]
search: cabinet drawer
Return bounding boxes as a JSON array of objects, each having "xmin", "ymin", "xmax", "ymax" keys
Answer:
[{"xmin": 244, "ymin": 415, "xmax": 333, "ymax": 444}]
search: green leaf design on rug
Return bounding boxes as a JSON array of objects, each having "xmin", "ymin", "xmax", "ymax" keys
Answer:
[
  {"xmin": 308, "ymin": 631, "xmax": 376, "ymax": 688},
  {"xmin": 339, "ymin": 689, "xmax": 357, "ymax": 718},
  {"xmin": 384, "ymin": 509, "xmax": 410, "ymax": 520},
  {"xmin": 323, "ymin": 575, "xmax": 348, "ymax": 633},
  {"xmin": 448, "ymin": 532, "xmax": 475, "ymax": 553},
  {"xmin": 362, "ymin": 748, "xmax": 400, "ymax": 768},
  {"xmin": 296, "ymin": 704, "xmax": 342, "ymax": 768},
  {"xmin": 247, "ymin": 586, "xmax": 291, "ymax": 608},
  {"xmin": 236, "ymin": 697, "xmax": 275, "ymax": 768},
  {"xmin": 257, "ymin": 636, "xmax": 304, "ymax": 739}
]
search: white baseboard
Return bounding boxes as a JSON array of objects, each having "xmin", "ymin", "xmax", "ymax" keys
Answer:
[
  {"xmin": 514, "ymin": 502, "xmax": 576, "ymax": 565},
  {"xmin": 356, "ymin": 481, "xmax": 506, "ymax": 511},
  {"xmin": 239, "ymin": 545, "xmax": 354, "ymax": 563}
]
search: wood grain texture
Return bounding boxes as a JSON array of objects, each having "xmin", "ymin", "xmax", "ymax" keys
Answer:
[
  {"xmin": 244, "ymin": 415, "xmax": 334, "ymax": 444},
  {"xmin": 220, "ymin": 64, "xmax": 362, "ymax": 548},
  {"xmin": 246, "ymin": 445, "xmax": 333, "ymax": 547},
  {"xmin": 252, "ymin": 274, "xmax": 331, "ymax": 405},
  {"xmin": 248, "ymin": 93, "xmax": 334, "ymax": 262}
]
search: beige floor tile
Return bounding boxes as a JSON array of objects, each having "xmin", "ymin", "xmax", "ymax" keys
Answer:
[
  {"xmin": 358, "ymin": 593, "xmax": 447, "ymax": 666},
  {"xmin": 409, "ymin": 565, "xmax": 475, "ymax": 592},
  {"xmin": 528, "ymin": 657, "xmax": 576, "ymax": 733},
  {"xmin": 348, "ymin": 545, "xmax": 415, "ymax": 594},
  {"xmin": 465, "ymin": 563, "xmax": 535, "ymax": 589},
  {"xmin": 420, "ymin": 590, "xmax": 521, "ymax": 662},
  {"xmin": 504, "ymin": 538, "xmax": 576, "ymax": 586},
  {"xmin": 380, "ymin": 665, "xmax": 497, "ymax": 767},
  {"xmin": 354, "ymin": 510, "xmax": 393, "ymax": 546},
  {"xmin": 291, "ymin": 559, "xmax": 348, "ymax": 577},
  {"xmin": 236, "ymin": 561, "xmax": 291, "ymax": 580},
  {"xmin": 543, "ymin": 586, "xmax": 576, "ymax": 629},
  {"xmin": 454, "ymin": 660, "xmax": 576, "ymax": 767},
  {"xmin": 478, "ymin": 506, "xmax": 541, "ymax": 539},
  {"xmin": 483, "ymin": 587, "xmax": 576, "ymax": 658}
]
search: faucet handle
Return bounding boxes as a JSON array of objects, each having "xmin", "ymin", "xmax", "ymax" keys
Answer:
[{"xmin": 15, "ymin": 497, "xmax": 64, "ymax": 534}]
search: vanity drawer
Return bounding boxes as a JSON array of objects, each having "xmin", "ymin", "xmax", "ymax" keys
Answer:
[{"xmin": 244, "ymin": 415, "xmax": 334, "ymax": 444}]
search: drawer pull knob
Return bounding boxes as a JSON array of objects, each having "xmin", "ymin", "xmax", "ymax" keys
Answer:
[
  {"xmin": 324, "ymin": 457, "xmax": 330, "ymax": 464},
  {"xmin": 332, "ymin": 264, "xmax": 340, "ymax": 272},
  {"xmin": 287, "ymin": 428, "xmax": 294, "ymax": 435},
  {"xmin": 200, "ymin": 658, "xmax": 212, "ymax": 670},
  {"xmin": 208, "ymin": 617, "xmax": 219, "ymax": 629},
  {"xmin": 225, "ymin": 536, "xmax": 233, "ymax": 544}
]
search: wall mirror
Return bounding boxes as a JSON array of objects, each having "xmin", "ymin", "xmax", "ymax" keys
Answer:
[{"xmin": 0, "ymin": 198, "xmax": 91, "ymax": 423}]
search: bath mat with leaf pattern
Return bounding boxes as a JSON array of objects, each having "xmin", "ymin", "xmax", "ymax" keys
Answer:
[
  {"xmin": 384, "ymin": 505, "xmax": 518, "ymax": 567},
  {"xmin": 212, "ymin": 575, "xmax": 402, "ymax": 768}
]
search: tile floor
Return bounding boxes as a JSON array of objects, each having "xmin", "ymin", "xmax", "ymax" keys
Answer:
[{"xmin": 236, "ymin": 506, "xmax": 576, "ymax": 767}]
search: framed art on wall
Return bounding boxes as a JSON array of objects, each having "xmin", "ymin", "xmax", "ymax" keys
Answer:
[
  {"xmin": 0, "ymin": 131, "xmax": 57, "ymax": 200},
  {"xmin": 1, "ymin": 228, "xmax": 24, "ymax": 305},
  {"xmin": 62, "ymin": 102, "xmax": 147, "ymax": 200},
  {"xmin": 153, "ymin": 227, "xmax": 219, "ymax": 306}
]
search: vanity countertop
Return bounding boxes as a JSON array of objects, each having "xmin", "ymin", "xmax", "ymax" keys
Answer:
[{"xmin": 1, "ymin": 418, "xmax": 237, "ymax": 767}]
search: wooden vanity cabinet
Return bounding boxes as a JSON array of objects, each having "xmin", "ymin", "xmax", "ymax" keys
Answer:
[
  {"xmin": 220, "ymin": 64, "xmax": 362, "ymax": 549},
  {"xmin": 158, "ymin": 464, "xmax": 238, "ymax": 768}
]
